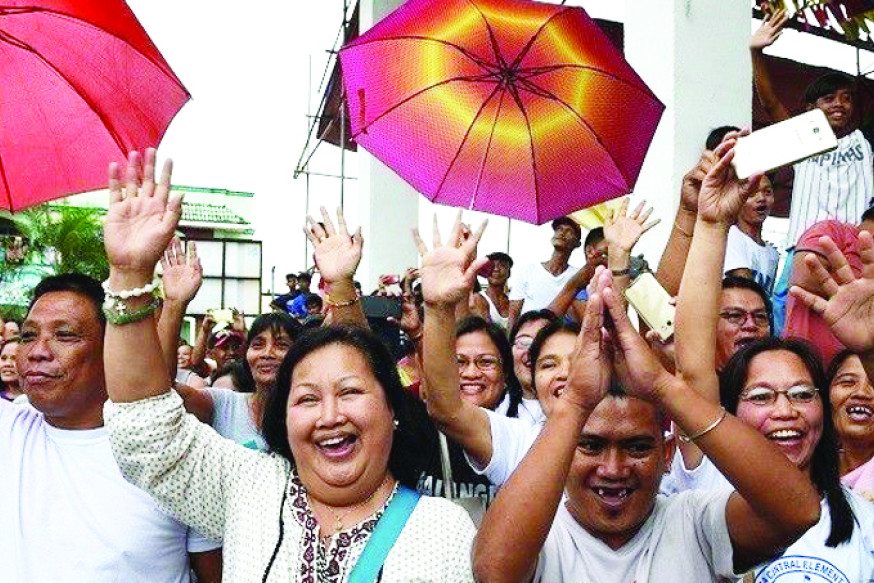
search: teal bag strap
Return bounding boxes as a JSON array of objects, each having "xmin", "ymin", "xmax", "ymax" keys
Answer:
[{"xmin": 347, "ymin": 485, "xmax": 421, "ymax": 583}]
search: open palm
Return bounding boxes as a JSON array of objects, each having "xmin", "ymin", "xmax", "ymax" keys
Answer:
[
  {"xmin": 414, "ymin": 213, "xmax": 487, "ymax": 308},
  {"xmin": 161, "ymin": 237, "xmax": 203, "ymax": 304},
  {"xmin": 304, "ymin": 207, "xmax": 362, "ymax": 284},
  {"xmin": 791, "ymin": 232, "xmax": 874, "ymax": 353},
  {"xmin": 104, "ymin": 150, "xmax": 182, "ymax": 273}
]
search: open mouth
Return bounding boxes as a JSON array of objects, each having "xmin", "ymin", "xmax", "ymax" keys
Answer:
[
  {"xmin": 767, "ymin": 428, "xmax": 803, "ymax": 444},
  {"xmin": 460, "ymin": 383, "xmax": 485, "ymax": 395},
  {"xmin": 734, "ymin": 337, "xmax": 759, "ymax": 349},
  {"xmin": 592, "ymin": 486, "xmax": 634, "ymax": 508},
  {"xmin": 847, "ymin": 405, "xmax": 874, "ymax": 422},
  {"xmin": 316, "ymin": 434, "xmax": 358, "ymax": 459}
]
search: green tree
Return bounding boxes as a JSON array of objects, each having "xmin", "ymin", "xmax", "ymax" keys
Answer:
[{"xmin": 1, "ymin": 205, "xmax": 108, "ymax": 281}]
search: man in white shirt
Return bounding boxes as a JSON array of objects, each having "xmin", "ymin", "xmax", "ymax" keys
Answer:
[
  {"xmin": 0, "ymin": 274, "xmax": 220, "ymax": 583},
  {"xmin": 473, "ymin": 277, "xmax": 821, "ymax": 583},
  {"xmin": 507, "ymin": 216, "xmax": 583, "ymax": 331}
]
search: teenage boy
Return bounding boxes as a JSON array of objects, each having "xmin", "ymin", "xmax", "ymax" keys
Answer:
[{"xmin": 723, "ymin": 174, "xmax": 779, "ymax": 294}]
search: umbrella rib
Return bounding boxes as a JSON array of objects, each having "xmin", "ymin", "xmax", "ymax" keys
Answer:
[
  {"xmin": 516, "ymin": 78, "xmax": 628, "ymax": 188},
  {"xmin": 353, "ymin": 75, "xmax": 498, "ymax": 138},
  {"xmin": 465, "ymin": 0, "xmax": 509, "ymax": 70},
  {"xmin": 508, "ymin": 6, "xmax": 574, "ymax": 70},
  {"xmin": 432, "ymin": 84, "xmax": 504, "ymax": 201},
  {"xmin": 0, "ymin": 152, "xmax": 15, "ymax": 212},
  {"xmin": 0, "ymin": 30, "xmax": 130, "ymax": 154},
  {"xmin": 0, "ymin": 7, "xmax": 189, "ymax": 91},
  {"xmin": 520, "ymin": 63, "xmax": 661, "ymax": 101},
  {"xmin": 503, "ymin": 83, "xmax": 542, "ymax": 224},
  {"xmin": 469, "ymin": 89, "xmax": 507, "ymax": 211},
  {"xmin": 344, "ymin": 36, "xmax": 496, "ymax": 73}
]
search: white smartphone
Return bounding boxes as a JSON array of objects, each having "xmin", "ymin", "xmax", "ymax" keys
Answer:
[
  {"xmin": 623, "ymin": 272, "xmax": 675, "ymax": 342},
  {"xmin": 731, "ymin": 109, "xmax": 838, "ymax": 179}
]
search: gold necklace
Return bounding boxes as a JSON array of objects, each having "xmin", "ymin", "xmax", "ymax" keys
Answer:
[{"xmin": 313, "ymin": 475, "xmax": 393, "ymax": 535}]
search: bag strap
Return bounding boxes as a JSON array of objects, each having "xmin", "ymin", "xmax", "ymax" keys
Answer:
[
  {"xmin": 347, "ymin": 485, "xmax": 421, "ymax": 583},
  {"xmin": 438, "ymin": 431, "xmax": 456, "ymax": 499}
]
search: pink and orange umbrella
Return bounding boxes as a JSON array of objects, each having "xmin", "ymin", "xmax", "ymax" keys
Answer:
[{"xmin": 339, "ymin": 0, "xmax": 664, "ymax": 224}]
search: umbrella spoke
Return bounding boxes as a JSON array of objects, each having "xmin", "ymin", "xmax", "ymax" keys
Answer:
[
  {"xmin": 433, "ymin": 83, "xmax": 504, "ymax": 201},
  {"xmin": 469, "ymin": 89, "xmax": 508, "ymax": 211},
  {"xmin": 353, "ymin": 74, "xmax": 498, "ymax": 138},
  {"xmin": 502, "ymin": 81, "xmax": 541, "ymax": 223},
  {"xmin": 465, "ymin": 0, "xmax": 510, "ymax": 70},
  {"xmin": 515, "ymin": 77, "xmax": 627, "ymax": 189},
  {"xmin": 343, "ymin": 35, "xmax": 496, "ymax": 74},
  {"xmin": 518, "ymin": 63, "xmax": 660, "ymax": 101},
  {"xmin": 508, "ymin": 6, "xmax": 572, "ymax": 70}
]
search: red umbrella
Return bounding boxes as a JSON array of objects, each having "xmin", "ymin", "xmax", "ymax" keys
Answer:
[
  {"xmin": 339, "ymin": 0, "xmax": 664, "ymax": 224},
  {"xmin": 0, "ymin": 1, "xmax": 189, "ymax": 211}
]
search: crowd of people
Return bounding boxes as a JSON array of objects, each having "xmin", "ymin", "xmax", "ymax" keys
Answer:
[{"xmin": 3, "ymin": 10, "xmax": 874, "ymax": 582}]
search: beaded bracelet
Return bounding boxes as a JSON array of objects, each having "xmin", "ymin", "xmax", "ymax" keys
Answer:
[
  {"xmin": 103, "ymin": 295, "xmax": 162, "ymax": 326},
  {"xmin": 324, "ymin": 294, "xmax": 359, "ymax": 308},
  {"xmin": 102, "ymin": 279, "xmax": 157, "ymax": 300}
]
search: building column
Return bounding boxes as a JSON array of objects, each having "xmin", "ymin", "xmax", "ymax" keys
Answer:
[{"xmin": 624, "ymin": 0, "xmax": 752, "ymax": 265}]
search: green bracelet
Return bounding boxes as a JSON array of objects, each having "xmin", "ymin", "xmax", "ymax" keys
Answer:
[{"xmin": 103, "ymin": 296, "xmax": 162, "ymax": 326}]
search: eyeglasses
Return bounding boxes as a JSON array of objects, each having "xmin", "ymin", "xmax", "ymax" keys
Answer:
[
  {"xmin": 513, "ymin": 336, "xmax": 534, "ymax": 350},
  {"xmin": 457, "ymin": 355, "xmax": 500, "ymax": 372},
  {"xmin": 719, "ymin": 309, "xmax": 770, "ymax": 328},
  {"xmin": 739, "ymin": 384, "xmax": 820, "ymax": 406}
]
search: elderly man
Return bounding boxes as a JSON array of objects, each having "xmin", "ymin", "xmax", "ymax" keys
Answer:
[{"xmin": 0, "ymin": 273, "xmax": 220, "ymax": 582}]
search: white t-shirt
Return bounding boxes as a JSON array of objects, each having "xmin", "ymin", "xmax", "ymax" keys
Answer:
[
  {"xmin": 786, "ymin": 129, "xmax": 874, "ymax": 247},
  {"xmin": 533, "ymin": 490, "xmax": 737, "ymax": 582},
  {"xmin": 508, "ymin": 262, "xmax": 579, "ymax": 313},
  {"xmin": 0, "ymin": 400, "xmax": 211, "ymax": 583},
  {"xmin": 666, "ymin": 455, "xmax": 874, "ymax": 583},
  {"xmin": 724, "ymin": 225, "xmax": 780, "ymax": 294},
  {"xmin": 206, "ymin": 387, "xmax": 266, "ymax": 450},
  {"xmin": 468, "ymin": 407, "xmax": 542, "ymax": 486},
  {"xmin": 482, "ymin": 291, "xmax": 509, "ymax": 329},
  {"xmin": 493, "ymin": 394, "xmax": 545, "ymax": 426}
]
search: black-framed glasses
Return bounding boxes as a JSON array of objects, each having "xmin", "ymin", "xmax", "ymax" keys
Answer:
[
  {"xmin": 719, "ymin": 309, "xmax": 770, "ymax": 328},
  {"xmin": 456, "ymin": 355, "xmax": 500, "ymax": 372},
  {"xmin": 739, "ymin": 384, "xmax": 820, "ymax": 406}
]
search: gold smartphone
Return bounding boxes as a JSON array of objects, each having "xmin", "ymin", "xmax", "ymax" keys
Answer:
[
  {"xmin": 207, "ymin": 308, "xmax": 234, "ymax": 324},
  {"xmin": 623, "ymin": 272, "xmax": 675, "ymax": 342}
]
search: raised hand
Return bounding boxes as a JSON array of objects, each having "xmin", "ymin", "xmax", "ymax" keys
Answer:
[
  {"xmin": 697, "ymin": 135, "xmax": 762, "ymax": 225},
  {"xmin": 601, "ymin": 273, "xmax": 674, "ymax": 402},
  {"xmin": 751, "ymin": 9, "xmax": 789, "ymax": 51},
  {"xmin": 161, "ymin": 237, "xmax": 202, "ymax": 304},
  {"xmin": 680, "ymin": 150, "xmax": 717, "ymax": 214},
  {"xmin": 564, "ymin": 268, "xmax": 612, "ymax": 411},
  {"xmin": 790, "ymin": 232, "xmax": 874, "ymax": 353},
  {"xmin": 604, "ymin": 198, "xmax": 660, "ymax": 255},
  {"xmin": 414, "ymin": 211, "xmax": 488, "ymax": 308},
  {"xmin": 304, "ymin": 206, "xmax": 362, "ymax": 284},
  {"xmin": 104, "ymin": 149, "xmax": 183, "ymax": 274}
]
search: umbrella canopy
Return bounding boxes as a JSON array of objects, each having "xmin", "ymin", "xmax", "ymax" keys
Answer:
[
  {"xmin": 339, "ymin": 0, "xmax": 664, "ymax": 224},
  {"xmin": 0, "ymin": 1, "xmax": 189, "ymax": 211}
]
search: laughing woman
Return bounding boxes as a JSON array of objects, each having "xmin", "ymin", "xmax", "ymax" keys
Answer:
[{"xmin": 102, "ymin": 150, "xmax": 475, "ymax": 582}]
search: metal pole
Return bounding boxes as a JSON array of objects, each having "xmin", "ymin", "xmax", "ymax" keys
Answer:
[
  {"xmin": 506, "ymin": 218, "xmax": 511, "ymax": 254},
  {"xmin": 340, "ymin": 93, "xmax": 346, "ymax": 210}
]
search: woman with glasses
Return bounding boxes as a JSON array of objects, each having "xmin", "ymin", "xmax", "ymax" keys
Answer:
[
  {"xmin": 673, "ymin": 132, "xmax": 874, "ymax": 581},
  {"xmin": 503, "ymin": 309, "xmax": 557, "ymax": 426}
]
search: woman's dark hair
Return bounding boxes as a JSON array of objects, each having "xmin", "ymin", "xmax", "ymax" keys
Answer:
[
  {"xmin": 509, "ymin": 309, "xmax": 558, "ymax": 345},
  {"xmin": 456, "ymin": 316, "xmax": 522, "ymax": 417},
  {"xmin": 212, "ymin": 360, "xmax": 254, "ymax": 393},
  {"xmin": 528, "ymin": 320, "xmax": 581, "ymax": 393},
  {"xmin": 720, "ymin": 337, "xmax": 854, "ymax": 547},
  {"xmin": 826, "ymin": 349, "xmax": 857, "ymax": 384},
  {"xmin": 243, "ymin": 312, "xmax": 303, "ymax": 393},
  {"xmin": 262, "ymin": 325, "xmax": 424, "ymax": 489}
]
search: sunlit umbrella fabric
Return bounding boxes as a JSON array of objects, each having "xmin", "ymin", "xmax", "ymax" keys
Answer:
[{"xmin": 339, "ymin": 0, "xmax": 663, "ymax": 224}]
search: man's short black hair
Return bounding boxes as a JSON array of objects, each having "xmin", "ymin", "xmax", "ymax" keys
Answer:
[
  {"xmin": 550, "ymin": 217, "xmax": 582, "ymax": 241},
  {"xmin": 705, "ymin": 125, "xmax": 740, "ymax": 151},
  {"xmin": 30, "ymin": 273, "xmax": 105, "ymax": 327},
  {"xmin": 584, "ymin": 227, "xmax": 605, "ymax": 250},
  {"xmin": 722, "ymin": 275, "xmax": 772, "ymax": 334},
  {"xmin": 304, "ymin": 294, "xmax": 323, "ymax": 310},
  {"xmin": 285, "ymin": 273, "xmax": 297, "ymax": 280},
  {"xmin": 861, "ymin": 205, "xmax": 874, "ymax": 224},
  {"xmin": 297, "ymin": 272, "xmax": 312, "ymax": 283},
  {"xmin": 486, "ymin": 251, "xmax": 514, "ymax": 268},
  {"xmin": 804, "ymin": 72, "xmax": 854, "ymax": 106}
]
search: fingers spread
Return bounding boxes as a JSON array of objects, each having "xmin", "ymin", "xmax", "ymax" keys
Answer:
[
  {"xmin": 803, "ymin": 252, "xmax": 840, "ymax": 298},
  {"xmin": 108, "ymin": 162, "xmax": 122, "ymax": 204},
  {"xmin": 818, "ymin": 235, "xmax": 856, "ymax": 286},
  {"xmin": 320, "ymin": 206, "xmax": 336, "ymax": 236},
  {"xmin": 860, "ymin": 231, "xmax": 874, "ymax": 280},
  {"xmin": 789, "ymin": 285, "xmax": 829, "ymax": 315},
  {"xmin": 412, "ymin": 227, "xmax": 428, "ymax": 256}
]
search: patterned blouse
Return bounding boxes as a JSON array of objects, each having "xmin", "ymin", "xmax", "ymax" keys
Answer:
[{"xmin": 105, "ymin": 390, "xmax": 476, "ymax": 582}]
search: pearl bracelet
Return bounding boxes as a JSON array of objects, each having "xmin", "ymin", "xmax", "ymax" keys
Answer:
[{"xmin": 102, "ymin": 279, "xmax": 157, "ymax": 299}]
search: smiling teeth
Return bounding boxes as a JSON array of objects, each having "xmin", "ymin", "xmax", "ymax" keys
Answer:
[
  {"xmin": 595, "ymin": 488, "xmax": 630, "ymax": 498},
  {"xmin": 849, "ymin": 406, "xmax": 873, "ymax": 416},
  {"xmin": 769, "ymin": 429, "xmax": 801, "ymax": 439},
  {"xmin": 319, "ymin": 436, "xmax": 346, "ymax": 447}
]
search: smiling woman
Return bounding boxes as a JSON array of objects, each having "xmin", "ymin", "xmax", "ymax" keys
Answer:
[{"xmin": 101, "ymin": 150, "xmax": 476, "ymax": 582}]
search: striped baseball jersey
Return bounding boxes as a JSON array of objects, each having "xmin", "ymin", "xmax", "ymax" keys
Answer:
[{"xmin": 785, "ymin": 129, "xmax": 874, "ymax": 248}]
